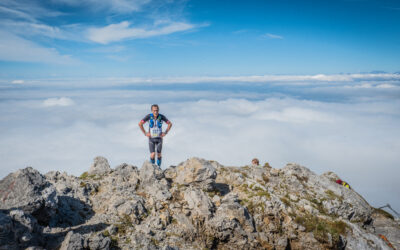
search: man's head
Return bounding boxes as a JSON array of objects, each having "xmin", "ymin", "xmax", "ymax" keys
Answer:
[
  {"xmin": 151, "ymin": 104, "xmax": 159, "ymax": 117},
  {"xmin": 252, "ymin": 158, "xmax": 259, "ymax": 166}
]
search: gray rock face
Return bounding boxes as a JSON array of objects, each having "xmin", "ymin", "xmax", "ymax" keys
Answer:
[
  {"xmin": 207, "ymin": 192, "xmax": 255, "ymax": 244},
  {"xmin": 282, "ymin": 163, "xmax": 372, "ymax": 221},
  {"xmin": 139, "ymin": 161, "xmax": 172, "ymax": 203},
  {"xmin": 174, "ymin": 157, "xmax": 217, "ymax": 191},
  {"xmin": 0, "ymin": 211, "xmax": 15, "ymax": 248},
  {"xmin": 87, "ymin": 232, "xmax": 111, "ymax": 250},
  {"xmin": 0, "ymin": 167, "xmax": 57, "ymax": 225},
  {"xmin": 1, "ymin": 158, "xmax": 399, "ymax": 249},
  {"xmin": 59, "ymin": 231, "xmax": 85, "ymax": 250},
  {"xmin": 371, "ymin": 212, "xmax": 400, "ymax": 249},
  {"xmin": 183, "ymin": 187, "xmax": 214, "ymax": 219},
  {"xmin": 89, "ymin": 156, "xmax": 111, "ymax": 175},
  {"xmin": 0, "ymin": 210, "xmax": 43, "ymax": 249}
]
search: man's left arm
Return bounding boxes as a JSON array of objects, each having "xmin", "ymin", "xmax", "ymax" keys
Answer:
[{"xmin": 161, "ymin": 115, "xmax": 172, "ymax": 137}]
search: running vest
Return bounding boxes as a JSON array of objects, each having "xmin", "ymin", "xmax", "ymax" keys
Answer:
[{"xmin": 149, "ymin": 114, "xmax": 163, "ymax": 138}]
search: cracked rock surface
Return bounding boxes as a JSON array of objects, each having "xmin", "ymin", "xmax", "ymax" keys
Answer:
[{"xmin": 0, "ymin": 157, "xmax": 399, "ymax": 249}]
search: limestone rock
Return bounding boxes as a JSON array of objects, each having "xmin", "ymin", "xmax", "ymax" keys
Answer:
[
  {"xmin": 139, "ymin": 161, "xmax": 171, "ymax": 203},
  {"xmin": 1, "ymin": 157, "xmax": 399, "ymax": 249},
  {"xmin": 59, "ymin": 231, "xmax": 85, "ymax": 250},
  {"xmin": 175, "ymin": 157, "xmax": 217, "ymax": 191},
  {"xmin": 89, "ymin": 156, "xmax": 111, "ymax": 175},
  {"xmin": 87, "ymin": 232, "xmax": 111, "ymax": 250},
  {"xmin": 0, "ymin": 167, "xmax": 57, "ymax": 225},
  {"xmin": 208, "ymin": 193, "xmax": 255, "ymax": 235},
  {"xmin": 183, "ymin": 187, "xmax": 214, "ymax": 219},
  {"xmin": 0, "ymin": 210, "xmax": 43, "ymax": 249}
]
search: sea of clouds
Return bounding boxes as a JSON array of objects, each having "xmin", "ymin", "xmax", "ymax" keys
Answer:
[{"xmin": 0, "ymin": 74, "xmax": 399, "ymax": 212}]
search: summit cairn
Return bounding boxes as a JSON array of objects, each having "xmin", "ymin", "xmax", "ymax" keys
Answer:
[{"xmin": 0, "ymin": 156, "xmax": 399, "ymax": 249}]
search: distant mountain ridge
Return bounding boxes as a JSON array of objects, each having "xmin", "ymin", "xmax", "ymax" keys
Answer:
[{"xmin": 0, "ymin": 156, "xmax": 399, "ymax": 249}]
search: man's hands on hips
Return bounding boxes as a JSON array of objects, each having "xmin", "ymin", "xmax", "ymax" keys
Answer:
[{"xmin": 144, "ymin": 132, "xmax": 167, "ymax": 137}]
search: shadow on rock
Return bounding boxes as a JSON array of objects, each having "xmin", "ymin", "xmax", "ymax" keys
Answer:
[
  {"xmin": 214, "ymin": 183, "xmax": 230, "ymax": 196},
  {"xmin": 0, "ymin": 209, "xmax": 45, "ymax": 249},
  {"xmin": 43, "ymin": 222, "xmax": 110, "ymax": 250},
  {"xmin": 49, "ymin": 195, "xmax": 94, "ymax": 228}
]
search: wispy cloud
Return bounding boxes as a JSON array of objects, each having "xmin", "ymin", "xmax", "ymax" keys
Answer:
[
  {"xmin": 233, "ymin": 29, "xmax": 250, "ymax": 34},
  {"xmin": 11, "ymin": 80, "xmax": 24, "ymax": 84},
  {"xmin": 0, "ymin": 0, "xmax": 63, "ymax": 21},
  {"xmin": 43, "ymin": 97, "xmax": 75, "ymax": 107},
  {"xmin": 264, "ymin": 33, "xmax": 284, "ymax": 39},
  {"xmin": 88, "ymin": 45, "xmax": 126, "ymax": 53},
  {"xmin": 87, "ymin": 21, "xmax": 195, "ymax": 44},
  {"xmin": 0, "ymin": 20, "xmax": 85, "ymax": 42},
  {"xmin": 51, "ymin": 0, "xmax": 151, "ymax": 14},
  {"xmin": 0, "ymin": 31, "xmax": 78, "ymax": 64}
]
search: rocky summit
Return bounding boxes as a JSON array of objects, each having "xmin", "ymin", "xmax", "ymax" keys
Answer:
[{"xmin": 0, "ymin": 157, "xmax": 399, "ymax": 250}]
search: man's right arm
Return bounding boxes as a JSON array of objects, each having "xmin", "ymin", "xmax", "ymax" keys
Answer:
[{"xmin": 139, "ymin": 115, "xmax": 150, "ymax": 137}]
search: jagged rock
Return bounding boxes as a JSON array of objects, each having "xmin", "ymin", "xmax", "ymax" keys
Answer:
[
  {"xmin": 370, "ymin": 211, "xmax": 400, "ymax": 249},
  {"xmin": 110, "ymin": 194, "xmax": 147, "ymax": 220},
  {"xmin": 282, "ymin": 163, "xmax": 372, "ymax": 221},
  {"xmin": 45, "ymin": 171, "xmax": 90, "ymax": 203},
  {"xmin": 139, "ymin": 161, "xmax": 171, "ymax": 203},
  {"xmin": 208, "ymin": 193, "xmax": 255, "ymax": 235},
  {"xmin": 183, "ymin": 187, "xmax": 214, "ymax": 219},
  {"xmin": 86, "ymin": 232, "xmax": 111, "ymax": 250},
  {"xmin": 175, "ymin": 157, "xmax": 217, "ymax": 191},
  {"xmin": 0, "ymin": 167, "xmax": 57, "ymax": 226},
  {"xmin": 59, "ymin": 231, "xmax": 85, "ymax": 250},
  {"xmin": 114, "ymin": 163, "xmax": 140, "ymax": 178},
  {"xmin": 164, "ymin": 165, "xmax": 177, "ymax": 180},
  {"xmin": 89, "ymin": 156, "xmax": 111, "ymax": 175},
  {"xmin": 321, "ymin": 171, "xmax": 340, "ymax": 182},
  {"xmin": 345, "ymin": 222, "xmax": 393, "ymax": 249},
  {"xmin": 0, "ymin": 211, "xmax": 16, "ymax": 249},
  {"xmin": 0, "ymin": 210, "xmax": 43, "ymax": 249},
  {"xmin": 1, "ymin": 157, "xmax": 399, "ymax": 249},
  {"xmin": 140, "ymin": 161, "xmax": 164, "ymax": 182}
]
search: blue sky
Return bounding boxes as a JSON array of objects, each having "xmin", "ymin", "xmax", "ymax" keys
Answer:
[
  {"xmin": 0, "ymin": 0, "xmax": 399, "ymax": 78},
  {"xmin": 1, "ymin": 1, "xmax": 400, "ymax": 213}
]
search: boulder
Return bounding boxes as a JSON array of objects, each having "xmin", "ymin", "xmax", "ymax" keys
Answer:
[
  {"xmin": 88, "ymin": 156, "xmax": 111, "ymax": 175},
  {"xmin": 0, "ymin": 167, "xmax": 57, "ymax": 225},
  {"xmin": 183, "ymin": 187, "xmax": 214, "ymax": 219},
  {"xmin": 175, "ymin": 157, "xmax": 217, "ymax": 191},
  {"xmin": 140, "ymin": 161, "xmax": 164, "ymax": 183},
  {"xmin": 139, "ymin": 161, "xmax": 171, "ymax": 203}
]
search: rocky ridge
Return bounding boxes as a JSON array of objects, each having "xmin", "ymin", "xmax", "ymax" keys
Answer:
[{"xmin": 0, "ymin": 156, "xmax": 399, "ymax": 249}]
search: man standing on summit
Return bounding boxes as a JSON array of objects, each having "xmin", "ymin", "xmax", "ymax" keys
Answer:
[{"xmin": 139, "ymin": 104, "xmax": 172, "ymax": 166}]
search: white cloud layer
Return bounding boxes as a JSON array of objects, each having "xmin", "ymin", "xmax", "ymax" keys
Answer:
[
  {"xmin": 87, "ymin": 21, "xmax": 195, "ymax": 44},
  {"xmin": 103, "ymin": 73, "xmax": 400, "ymax": 85},
  {"xmin": 0, "ymin": 88, "xmax": 399, "ymax": 213},
  {"xmin": 9, "ymin": 74, "xmax": 400, "ymax": 89},
  {"xmin": 43, "ymin": 97, "xmax": 75, "ymax": 107}
]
